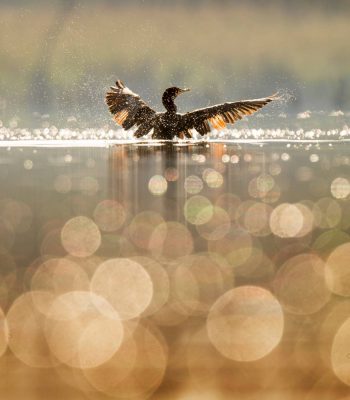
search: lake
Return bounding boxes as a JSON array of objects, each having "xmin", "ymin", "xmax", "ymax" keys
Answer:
[{"xmin": 1, "ymin": 136, "xmax": 350, "ymax": 399}]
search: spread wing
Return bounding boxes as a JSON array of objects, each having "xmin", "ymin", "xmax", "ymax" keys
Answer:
[
  {"xmin": 182, "ymin": 93, "xmax": 279, "ymax": 136},
  {"xmin": 105, "ymin": 80, "xmax": 156, "ymax": 136}
]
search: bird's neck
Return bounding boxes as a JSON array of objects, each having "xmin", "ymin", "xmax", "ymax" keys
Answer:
[{"xmin": 162, "ymin": 94, "xmax": 177, "ymax": 112}]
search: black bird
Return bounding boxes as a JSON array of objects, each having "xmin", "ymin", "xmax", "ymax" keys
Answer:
[{"xmin": 106, "ymin": 80, "xmax": 279, "ymax": 140}]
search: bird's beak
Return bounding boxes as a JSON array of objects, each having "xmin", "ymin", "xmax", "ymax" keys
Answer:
[{"xmin": 180, "ymin": 88, "xmax": 190, "ymax": 92}]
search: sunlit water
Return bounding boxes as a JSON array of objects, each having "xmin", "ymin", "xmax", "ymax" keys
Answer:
[
  {"xmin": 1, "ymin": 108, "xmax": 350, "ymax": 143},
  {"xmin": 1, "ymin": 131, "xmax": 350, "ymax": 399},
  {"xmin": 1, "ymin": 126, "xmax": 350, "ymax": 143}
]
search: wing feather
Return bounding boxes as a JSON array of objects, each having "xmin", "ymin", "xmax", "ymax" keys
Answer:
[
  {"xmin": 105, "ymin": 80, "xmax": 156, "ymax": 134},
  {"xmin": 182, "ymin": 93, "xmax": 279, "ymax": 135}
]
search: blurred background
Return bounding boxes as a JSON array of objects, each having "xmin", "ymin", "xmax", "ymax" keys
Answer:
[
  {"xmin": 2, "ymin": 3, "xmax": 350, "ymax": 398},
  {"xmin": 0, "ymin": 0, "xmax": 350, "ymax": 127}
]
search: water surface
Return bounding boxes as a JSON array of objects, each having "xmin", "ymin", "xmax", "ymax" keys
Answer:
[{"xmin": 1, "ymin": 141, "xmax": 350, "ymax": 399}]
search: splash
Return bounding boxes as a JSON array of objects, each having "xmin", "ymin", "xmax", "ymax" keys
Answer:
[{"xmin": 0, "ymin": 126, "xmax": 349, "ymax": 145}]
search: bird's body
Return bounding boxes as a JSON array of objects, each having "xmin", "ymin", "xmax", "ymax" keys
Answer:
[
  {"xmin": 105, "ymin": 80, "xmax": 279, "ymax": 140},
  {"xmin": 152, "ymin": 112, "xmax": 181, "ymax": 139}
]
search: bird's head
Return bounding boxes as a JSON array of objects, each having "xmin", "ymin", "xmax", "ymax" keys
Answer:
[
  {"xmin": 162, "ymin": 87, "xmax": 190, "ymax": 112},
  {"xmin": 163, "ymin": 87, "xmax": 190, "ymax": 100}
]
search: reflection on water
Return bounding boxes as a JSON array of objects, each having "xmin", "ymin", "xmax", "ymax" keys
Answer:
[{"xmin": 1, "ymin": 142, "xmax": 350, "ymax": 398}]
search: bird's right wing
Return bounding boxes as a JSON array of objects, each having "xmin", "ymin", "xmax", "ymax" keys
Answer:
[
  {"xmin": 105, "ymin": 80, "xmax": 156, "ymax": 136},
  {"xmin": 182, "ymin": 93, "xmax": 279, "ymax": 135}
]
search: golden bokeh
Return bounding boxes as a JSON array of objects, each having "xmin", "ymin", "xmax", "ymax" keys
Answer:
[
  {"xmin": 40, "ymin": 228, "xmax": 67, "ymax": 258},
  {"xmin": 79, "ymin": 176, "xmax": 99, "ymax": 196},
  {"xmin": 30, "ymin": 258, "xmax": 90, "ymax": 311},
  {"xmin": 1, "ymin": 143, "xmax": 350, "ymax": 398},
  {"xmin": 184, "ymin": 175, "xmax": 203, "ymax": 194},
  {"xmin": 331, "ymin": 317, "xmax": 350, "ymax": 386},
  {"xmin": 53, "ymin": 174, "xmax": 72, "ymax": 193},
  {"xmin": 0, "ymin": 252, "xmax": 17, "ymax": 310},
  {"xmin": 149, "ymin": 221, "xmax": 194, "ymax": 259},
  {"xmin": 164, "ymin": 167, "xmax": 179, "ymax": 182},
  {"xmin": 203, "ymin": 168, "xmax": 223, "ymax": 188},
  {"xmin": 243, "ymin": 202, "xmax": 272, "ymax": 236},
  {"xmin": 61, "ymin": 216, "xmax": 101, "ymax": 257},
  {"xmin": 84, "ymin": 322, "xmax": 168, "ymax": 398},
  {"xmin": 207, "ymin": 286, "xmax": 284, "ymax": 362},
  {"xmin": 184, "ymin": 195, "xmax": 214, "ymax": 225},
  {"xmin": 172, "ymin": 253, "xmax": 233, "ymax": 316},
  {"xmin": 7, "ymin": 291, "xmax": 58, "ymax": 368},
  {"xmin": 150, "ymin": 261, "xmax": 193, "ymax": 326},
  {"xmin": 248, "ymin": 174, "xmax": 275, "ymax": 200},
  {"xmin": 215, "ymin": 193, "xmax": 241, "ymax": 221},
  {"xmin": 325, "ymin": 243, "xmax": 350, "ymax": 296},
  {"xmin": 331, "ymin": 177, "xmax": 350, "ymax": 199},
  {"xmin": 45, "ymin": 291, "xmax": 124, "ymax": 369},
  {"xmin": 0, "ymin": 198, "xmax": 33, "ymax": 234},
  {"xmin": 130, "ymin": 256, "xmax": 170, "ymax": 317},
  {"xmin": 127, "ymin": 211, "xmax": 164, "ymax": 250},
  {"xmin": 196, "ymin": 206, "xmax": 231, "ymax": 241},
  {"xmin": 274, "ymin": 254, "xmax": 330, "ymax": 315},
  {"xmin": 148, "ymin": 174, "xmax": 168, "ymax": 196},
  {"xmin": 294, "ymin": 202, "xmax": 314, "ymax": 237},
  {"xmin": 82, "ymin": 326, "xmax": 138, "ymax": 394},
  {"xmin": 270, "ymin": 203, "xmax": 304, "ymax": 238},
  {"xmin": 93, "ymin": 199, "xmax": 126, "ymax": 232},
  {"xmin": 208, "ymin": 228, "xmax": 254, "ymax": 272},
  {"xmin": 0, "ymin": 306, "xmax": 8, "ymax": 358},
  {"xmin": 90, "ymin": 258, "xmax": 153, "ymax": 320},
  {"xmin": 313, "ymin": 197, "xmax": 342, "ymax": 229}
]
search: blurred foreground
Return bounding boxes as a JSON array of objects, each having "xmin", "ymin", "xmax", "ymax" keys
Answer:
[{"xmin": 1, "ymin": 142, "xmax": 350, "ymax": 398}]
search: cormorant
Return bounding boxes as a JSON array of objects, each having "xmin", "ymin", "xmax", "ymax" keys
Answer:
[{"xmin": 106, "ymin": 80, "xmax": 279, "ymax": 139}]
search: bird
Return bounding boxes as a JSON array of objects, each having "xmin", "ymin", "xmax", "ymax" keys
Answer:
[{"xmin": 105, "ymin": 80, "xmax": 279, "ymax": 140}]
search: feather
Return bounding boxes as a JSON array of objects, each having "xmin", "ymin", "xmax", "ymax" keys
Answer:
[
  {"xmin": 105, "ymin": 80, "xmax": 156, "ymax": 131},
  {"xmin": 183, "ymin": 93, "xmax": 279, "ymax": 135}
]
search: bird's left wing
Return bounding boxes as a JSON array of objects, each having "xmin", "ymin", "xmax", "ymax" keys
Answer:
[
  {"xmin": 182, "ymin": 93, "xmax": 279, "ymax": 136},
  {"xmin": 105, "ymin": 80, "xmax": 156, "ymax": 133}
]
